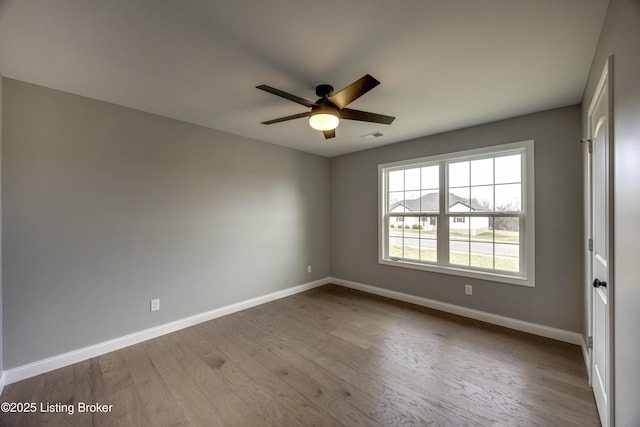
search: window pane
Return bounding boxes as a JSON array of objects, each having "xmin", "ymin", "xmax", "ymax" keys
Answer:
[
  {"xmin": 389, "ymin": 170, "xmax": 404, "ymax": 191},
  {"xmin": 449, "ymin": 187, "xmax": 471, "ymax": 212},
  {"xmin": 471, "ymin": 158, "xmax": 493, "ymax": 186},
  {"xmin": 470, "ymin": 185, "xmax": 493, "ymax": 211},
  {"xmin": 419, "ymin": 190, "xmax": 439, "ymax": 212},
  {"xmin": 404, "ymin": 190, "xmax": 421, "ymax": 212},
  {"xmin": 403, "ymin": 237, "xmax": 420, "ymax": 260},
  {"xmin": 495, "ymin": 154, "xmax": 521, "ymax": 184},
  {"xmin": 449, "ymin": 217, "xmax": 470, "ymax": 240},
  {"xmin": 470, "ymin": 241, "xmax": 494, "ymax": 268},
  {"xmin": 495, "ymin": 243, "xmax": 519, "ymax": 271},
  {"xmin": 469, "ymin": 216, "xmax": 491, "ymax": 240},
  {"xmin": 404, "ymin": 216, "xmax": 421, "ymax": 233},
  {"xmin": 450, "ymin": 215, "xmax": 470, "ymax": 265},
  {"xmin": 389, "ymin": 216, "xmax": 404, "ymax": 237},
  {"xmin": 494, "ymin": 217, "xmax": 519, "ymax": 271},
  {"xmin": 419, "ymin": 216, "xmax": 437, "ymax": 238},
  {"xmin": 421, "ymin": 165, "xmax": 439, "ymax": 190},
  {"xmin": 420, "ymin": 238, "xmax": 437, "ymax": 262},
  {"xmin": 419, "ymin": 215, "xmax": 437, "ymax": 262},
  {"xmin": 388, "ymin": 216, "xmax": 424, "ymax": 260},
  {"xmin": 388, "ymin": 216, "xmax": 404, "ymax": 259},
  {"xmin": 494, "ymin": 217, "xmax": 520, "ymax": 244},
  {"xmin": 495, "ymin": 183, "xmax": 521, "ymax": 211},
  {"xmin": 448, "ymin": 161, "xmax": 469, "ymax": 187},
  {"xmin": 389, "ymin": 243, "xmax": 403, "ymax": 258},
  {"xmin": 405, "ymin": 168, "xmax": 421, "ymax": 191},
  {"xmin": 450, "ymin": 240, "xmax": 470, "ymax": 266},
  {"xmin": 389, "ymin": 191, "xmax": 404, "ymax": 212}
]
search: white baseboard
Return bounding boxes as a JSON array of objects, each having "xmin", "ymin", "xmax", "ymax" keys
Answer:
[
  {"xmin": 2, "ymin": 277, "xmax": 331, "ymax": 387},
  {"xmin": 0, "ymin": 372, "xmax": 5, "ymax": 397},
  {"xmin": 330, "ymin": 277, "xmax": 584, "ymax": 346}
]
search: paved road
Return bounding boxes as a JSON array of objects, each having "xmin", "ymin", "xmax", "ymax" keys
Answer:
[{"xmin": 389, "ymin": 236, "xmax": 518, "ymax": 257}]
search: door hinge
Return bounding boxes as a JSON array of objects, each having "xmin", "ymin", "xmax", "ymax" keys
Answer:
[
  {"xmin": 588, "ymin": 336, "xmax": 593, "ymax": 349},
  {"xmin": 588, "ymin": 238, "xmax": 593, "ymax": 251},
  {"xmin": 580, "ymin": 138, "xmax": 592, "ymax": 153}
]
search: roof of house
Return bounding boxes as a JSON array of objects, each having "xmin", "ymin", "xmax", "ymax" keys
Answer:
[{"xmin": 390, "ymin": 192, "xmax": 486, "ymax": 212}]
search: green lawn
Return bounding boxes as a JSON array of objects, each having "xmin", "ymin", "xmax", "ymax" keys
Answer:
[
  {"xmin": 389, "ymin": 227, "xmax": 519, "ymax": 243},
  {"xmin": 390, "ymin": 245, "xmax": 437, "ymax": 262},
  {"xmin": 389, "ymin": 245, "xmax": 519, "ymax": 272},
  {"xmin": 468, "ymin": 231, "xmax": 519, "ymax": 243}
]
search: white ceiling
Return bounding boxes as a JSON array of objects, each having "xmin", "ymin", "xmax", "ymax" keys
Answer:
[{"xmin": 0, "ymin": 0, "xmax": 609, "ymax": 157}]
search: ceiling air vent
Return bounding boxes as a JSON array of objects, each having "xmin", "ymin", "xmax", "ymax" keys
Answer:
[{"xmin": 361, "ymin": 131, "xmax": 384, "ymax": 139}]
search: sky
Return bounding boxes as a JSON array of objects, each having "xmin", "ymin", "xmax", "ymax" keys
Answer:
[{"xmin": 388, "ymin": 154, "xmax": 522, "ymax": 212}]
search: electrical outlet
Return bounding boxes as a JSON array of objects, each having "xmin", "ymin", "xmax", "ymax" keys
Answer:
[
  {"xmin": 307, "ymin": 265, "xmax": 312, "ymax": 273},
  {"xmin": 465, "ymin": 285, "xmax": 473, "ymax": 295},
  {"xmin": 150, "ymin": 298, "xmax": 160, "ymax": 312}
]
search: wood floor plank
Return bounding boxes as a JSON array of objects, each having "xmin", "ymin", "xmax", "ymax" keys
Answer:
[
  {"xmin": 213, "ymin": 312, "xmax": 430, "ymax": 426},
  {"xmin": 70, "ymin": 360, "xmax": 96, "ymax": 427},
  {"xmin": 230, "ymin": 303, "xmax": 481, "ymax": 425},
  {"xmin": 194, "ymin": 322, "xmax": 341, "ymax": 427},
  {"xmin": 315, "ymin": 287, "xmax": 600, "ymax": 422},
  {"xmin": 0, "ymin": 285, "xmax": 600, "ymax": 426},
  {"xmin": 35, "ymin": 364, "xmax": 76, "ymax": 426},
  {"xmin": 252, "ymin": 323, "xmax": 441, "ymax": 426},
  {"xmin": 300, "ymin": 287, "xmax": 593, "ymax": 397},
  {"xmin": 247, "ymin": 300, "xmax": 502, "ymax": 426},
  {"xmin": 119, "ymin": 345, "xmax": 188, "ymax": 426},
  {"xmin": 308, "ymin": 287, "xmax": 600, "ymax": 425},
  {"xmin": 159, "ymin": 330, "xmax": 252, "ymax": 426},
  {"xmin": 143, "ymin": 336, "xmax": 227, "ymax": 426},
  {"xmin": 209, "ymin": 315, "xmax": 371, "ymax": 426},
  {"xmin": 173, "ymin": 327, "xmax": 305, "ymax": 427},
  {"xmin": 94, "ymin": 351, "xmax": 142, "ymax": 427},
  {"xmin": 253, "ymin": 294, "xmax": 589, "ymax": 426}
]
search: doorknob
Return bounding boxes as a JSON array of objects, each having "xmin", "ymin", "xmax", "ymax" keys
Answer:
[{"xmin": 593, "ymin": 278, "xmax": 607, "ymax": 288}]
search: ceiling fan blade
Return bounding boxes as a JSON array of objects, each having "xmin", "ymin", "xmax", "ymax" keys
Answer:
[
  {"xmin": 256, "ymin": 85, "xmax": 315, "ymax": 107},
  {"xmin": 340, "ymin": 108, "xmax": 395, "ymax": 124},
  {"xmin": 261, "ymin": 112, "xmax": 310, "ymax": 125},
  {"xmin": 323, "ymin": 129, "xmax": 336, "ymax": 139},
  {"xmin": 328, "ymin": 74, "xmax": 380, "ymax": 109}
]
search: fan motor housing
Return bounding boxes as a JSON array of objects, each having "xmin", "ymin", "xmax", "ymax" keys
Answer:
[
  {"xmin": 311, "ymin": 102, "xmax": 339, "ymax": 116},
  {"xmin": 315, "ymin": 84, "xmax": 334, "ymax": 98}
]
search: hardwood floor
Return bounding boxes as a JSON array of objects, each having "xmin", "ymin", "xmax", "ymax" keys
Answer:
[{"xmin": 0, "ymin": 284, "xmax": 600, "ymax": 426}]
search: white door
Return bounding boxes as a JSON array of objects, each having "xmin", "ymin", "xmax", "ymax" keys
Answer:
[{"xmin": 589, "ymin": 58, "xmax": 613, "ymax": 427}]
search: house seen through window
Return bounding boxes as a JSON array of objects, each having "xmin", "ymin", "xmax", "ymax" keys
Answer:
[{"xmin": 379, "ymin": 140, "xmax": 534, "ymax": 286}]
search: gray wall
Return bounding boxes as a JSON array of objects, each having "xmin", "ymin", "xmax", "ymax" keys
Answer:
[
  {"xmin": 2, "ymin": 78, "xmax": 330, "ymax": 369},
  {"xmin": 582, "ymin": 0, "xmax": 640, "ymax": 425},
  {"xmin": 331, "ymin": 105, "xmax": 583, "ymax": 332}
]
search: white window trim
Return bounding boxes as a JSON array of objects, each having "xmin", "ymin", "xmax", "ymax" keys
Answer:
[{"xmin": 378, "ymin": 140, "xmax": 535, "ymax": 287}]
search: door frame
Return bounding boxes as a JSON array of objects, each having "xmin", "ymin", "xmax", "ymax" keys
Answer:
[{"xmin": 586, "ymin": 55, "xmax": 614, "ymax": 427}]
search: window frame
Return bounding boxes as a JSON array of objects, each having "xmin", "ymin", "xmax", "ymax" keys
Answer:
[{"xmin": 378, "ymin": 140, "xmax": 535, "ymax": 287}]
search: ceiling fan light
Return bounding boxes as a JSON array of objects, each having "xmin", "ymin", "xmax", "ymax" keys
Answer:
[{"xmin": 309, "ymin": 110, "xmax": 339, "ymax": 131}]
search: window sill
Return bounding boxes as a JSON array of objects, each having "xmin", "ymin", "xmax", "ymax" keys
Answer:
[{"xmin": 379, "ymin": 258, "xmax": 534, "ymax": 287}]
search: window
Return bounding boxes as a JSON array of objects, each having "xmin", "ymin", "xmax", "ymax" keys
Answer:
[{"xmin": 379, "ymin": 140, "xmax": 534, "ymax": 286}]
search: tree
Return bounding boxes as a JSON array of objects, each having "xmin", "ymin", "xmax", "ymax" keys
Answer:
[{"xmin": 493, "ymin": 202, "xmax": 520, "ymax": 231}]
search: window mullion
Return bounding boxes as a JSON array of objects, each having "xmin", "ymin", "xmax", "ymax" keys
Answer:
[{"xmin": 438, "ymin": 160, "xmax": 448, "ymax": 266}]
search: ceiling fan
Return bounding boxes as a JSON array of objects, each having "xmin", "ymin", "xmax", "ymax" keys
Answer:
[{"xmin": 257, "ymin": 74, "xmax": 395, "ymax": 139}]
